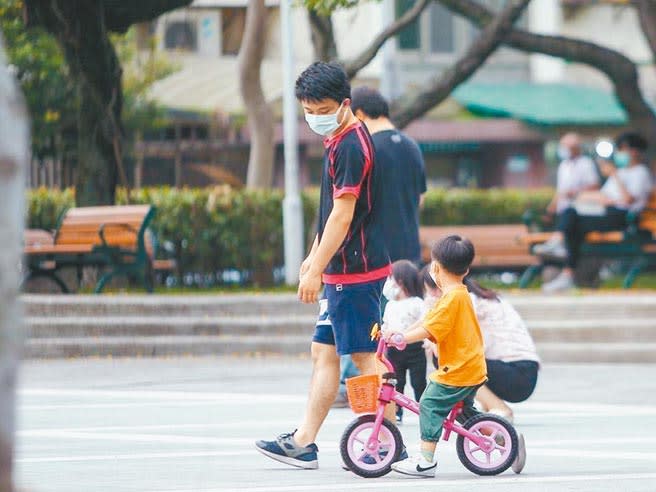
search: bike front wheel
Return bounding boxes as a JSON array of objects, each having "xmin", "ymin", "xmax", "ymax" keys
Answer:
[
  {"xmin": 340, "ymin": 414, "xmax": 403, "ymax": 478},
  {"xmin": 456, "ymin": 413, "xmax": 518, "ymax": 476}
]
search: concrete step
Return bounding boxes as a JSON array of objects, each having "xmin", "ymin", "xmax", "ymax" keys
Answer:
[
  {"xmin": 24, "ymin": 316, "xmax": 656, "ymax": 342},
  {"xmin": 23, "ymin": 336, "xmax": 656, "ymax": 363},
  {"xmin": 22, "ymin": 294, "xmax": 656, "ymax": 320},
  {"xmin": 22, "ymin": 294, "xmax": 317, "ymax": 318},
  {"xmin": 23, "ymin": 335, "xmax": 311, "ymax": 359},
  {"xmin": 536, "ymin": 342, "xmax": 656, "ymax": 363},
  {"xmin": 26, "ymin": 315, "xmax": 318, "ymax": 338}
]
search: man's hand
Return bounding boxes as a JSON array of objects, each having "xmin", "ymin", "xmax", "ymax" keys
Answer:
[{"xmin": 298, "ymin": 267, "xmax": 322, "ymax": 304}]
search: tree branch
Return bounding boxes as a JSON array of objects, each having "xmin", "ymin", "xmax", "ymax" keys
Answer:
[
  {"xmin": 307, "ymin": 9, "xmax": 338, "ymax": 61},
  {"xmin": 391, "ymin": 0, "xmax": 530, "ymax": 128},
  {"xmin": 635, "ymin": 0, "xmax": 656, "ymax": 62},
  {"xmin": 437, "ymin": 0, "xmax": 656, "ymax": 133},
  {"xmin": 342, "ymin": 0, "xmax": 432, "ymax": 79}
]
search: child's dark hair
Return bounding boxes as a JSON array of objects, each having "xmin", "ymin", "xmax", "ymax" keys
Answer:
[
  {"xmin": 420, "ymin": 264, "xmax": 436, "ymax": 290},
  {"xmin": 431, "ymin": 235, "xmax": 475, "ymax": 276},
  {"xmin": 295, "ymin": 62, "xmax": 351, "ymax": 104},
  {"xmin": 463, "ymin": 276, "xmax": 499, "ymax": 301},
  {"xmin": 392, "ymin": 260, "xmax": 423, "ymax": 299},
  {"xmin": 351, "ymin": 86, "xmax": 390, "ymax": 119},
  {"xmin": 615, "ymin": 132, "xmax": 647, "ymax": 152}
]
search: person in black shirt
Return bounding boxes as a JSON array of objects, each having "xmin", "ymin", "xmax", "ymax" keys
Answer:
[
  {"xmin": 255, "ymin": 62, "xmax": 392, "ymax": 470},
  {"xmin": 352, "ymin": 86, "xmax": 427, "ymax": 264}
]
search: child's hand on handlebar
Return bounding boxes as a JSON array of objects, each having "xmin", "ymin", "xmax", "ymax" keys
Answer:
[{"xmin": 384, "ymin": 331, "xmax": 407, "ymax": 350}]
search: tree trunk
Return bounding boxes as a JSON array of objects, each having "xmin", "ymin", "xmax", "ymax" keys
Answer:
[
  {"xmin": 438, "ymin": 0, "xmax": 656, "ymax": 147},
  {"xmin": 239, "ymin": 0, "xmax": 275, "ymax": 189},
  {"xmin": 392, "ymin": 0, "xmax": 531, "ymax": 128},
  {"xmin": 308, "ymin": 9, "xmax": 338, "ymax": 61},
  {"xmin": 23, "ymin": 0, "xmax": 192, "ymax": 205},
  {"xmin": 0, "ymin": 32, "xmax": 29, "ymax": 492}
]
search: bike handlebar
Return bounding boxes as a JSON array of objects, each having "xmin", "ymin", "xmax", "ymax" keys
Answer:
[{"xmin": 374, "ymin": 327, "xmax": 406, "ymax": 373}]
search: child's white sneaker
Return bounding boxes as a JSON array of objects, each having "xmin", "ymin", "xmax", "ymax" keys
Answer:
[{"xmin": 390, "ymin": 454, "xmax": 436, "ymax": 478}]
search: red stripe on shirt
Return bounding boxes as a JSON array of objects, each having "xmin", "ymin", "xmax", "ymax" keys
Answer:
[{"xmin": 323, "ymin": 264, "xmax": 392, "ymax": 285}]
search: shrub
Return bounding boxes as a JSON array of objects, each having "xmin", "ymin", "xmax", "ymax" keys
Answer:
[{"xmin": 26, "ymin": 186, "xmax": 553, "ymax": 285}]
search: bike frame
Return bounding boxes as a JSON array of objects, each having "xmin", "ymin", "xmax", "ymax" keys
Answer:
[{"xmin": 364, "ymin": 334, "xmax": 494, "ymax": 455}]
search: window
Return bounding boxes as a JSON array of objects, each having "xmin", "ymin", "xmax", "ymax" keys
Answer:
[
  {"xmin": 395, "ymin": 0, "xmax": 455, "ymax": 54},
  {"xmin": 164, "ymin": 21, "xmax": 197, "ymax": 51},
  {"xmin": 396, "ymin": 0, "xmax": 420, "ymax": 50},
  {"xmin": 429, "ymin": 2, "xmax": 454, "ymax": 53}
]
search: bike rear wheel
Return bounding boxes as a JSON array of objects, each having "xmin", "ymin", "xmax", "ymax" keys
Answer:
[
  {"xmin": 456, "ymin": 413, "xmax": 518, "ymax": 476},
  {"xmin": 340, "ymin": 414, "xmax": 403, "ymax": 478}
]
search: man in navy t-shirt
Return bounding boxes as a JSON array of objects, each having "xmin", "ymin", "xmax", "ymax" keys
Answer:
[
  {"xmin": 352, "ymin": 86, "xmax": 427, "ymax": 264},
  {"xmin": 255, "ymin": 62, "xmax": 392, "ymax": 470}
]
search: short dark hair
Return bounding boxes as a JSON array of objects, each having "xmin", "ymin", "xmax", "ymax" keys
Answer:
[
  {"xmin": 295, "ymin": 62, "xmax": 351, "ymax": 104},
  {"xmin": 431, "ymin": 235, "xmax": 475, "ymax": 276},
  {"xmin": 615, "ymin": 132, "xmax": 648, "ymax": 152},
  {"xmin": 392, "ymin": 260, "xmax": 423, "ymax": 299},
  {"xmin": 351, "ymin": 86, "xmax": 390, "ymax": 119}
]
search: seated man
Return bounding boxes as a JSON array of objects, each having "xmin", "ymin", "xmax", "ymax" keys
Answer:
[
  {"xmin": 542, "ymin": 132, "xmax": 653, "ymax": 293},
  {"xmin": 534, "ymin": 132, "xmax": 600, "ymax": 258}
]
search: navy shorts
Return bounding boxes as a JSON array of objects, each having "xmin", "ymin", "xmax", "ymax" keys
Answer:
[{"xmin": 313, "ymin": 279, "xmax": 384, "ymax": 356}]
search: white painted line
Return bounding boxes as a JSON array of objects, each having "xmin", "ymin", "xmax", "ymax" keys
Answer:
[
  {"xmin": 153, "ymin": 472, "xmax": 656, "ymax": 492},
  {"xmin": 16, "ymin": 450, "xmax": 252, "ymax": 464},
  {"xmin": 19, "ymin": 388, "xmax": 307, "ymax": 403}
]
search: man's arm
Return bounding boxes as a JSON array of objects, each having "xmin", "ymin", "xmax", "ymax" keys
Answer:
[
  {"xmin": 300, "ymin": 234, "xmax": 319, "ymax": 278},
  {"xmin": 298, "ymin": 195, "xmax": 356, "ymax": 303}
]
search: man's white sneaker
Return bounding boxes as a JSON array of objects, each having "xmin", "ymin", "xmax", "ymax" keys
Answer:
[
  {"xmin": 390, "ymin": 454, "xmax": 436, "ymax": 478},
  {"xmin": 512, "ymin": 433, "xmax": 526, "ymax": 474},
  {"xmin": 542, "ymin": 272, "xmax": 574, "ymax": 293}
]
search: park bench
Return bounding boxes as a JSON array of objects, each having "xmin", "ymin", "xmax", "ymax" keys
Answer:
[
  {"xmin": 419, "ymin": 224, "xmax": 538, "ymax": 271},
  {"xmin": 23, "ymin": 205, "xmax": 173, "ymax": 294},
  {"xmin": 516, "ymin": 193, "xmax": 656, "ymax": 288}
]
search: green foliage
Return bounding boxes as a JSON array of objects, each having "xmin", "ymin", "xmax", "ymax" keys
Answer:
[
  {"xmin": 1, "ymin": 1, "xmax": 175, "ymax": 160},
  {"xmin": 0, "ymin": 0, "xmax": 75, "ymax": 159},
  {"xmin": 26, "ymin": 187, "xmax": 75, "ymax": 230},
  {"xmin": 26, "ymin": 186, "xmax": 553, "ymax": 283},
  {"xmin": 301, "ymin": 0, "xmax": 361, "ymax": 15},
  {"xmin": 420, "ymin": 188, "xmax": 553, "ymax": 225}
]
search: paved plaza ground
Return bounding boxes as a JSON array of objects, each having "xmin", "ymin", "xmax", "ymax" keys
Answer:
[{"xmin": 15, "ymin": 357, "xmax": 656, "ymax": 492}]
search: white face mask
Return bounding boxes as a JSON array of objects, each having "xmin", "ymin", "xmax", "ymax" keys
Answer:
[
  {"xmin": 557, "ymin": 146, "xmax": 571, "ymax": 161},
  {"xmin": 305, "ymin": 102, "xmax": 344, "ymax": 136},
  {"xmin": 382, "ymin": 277, "xmax": 401, "ymax": 301}
]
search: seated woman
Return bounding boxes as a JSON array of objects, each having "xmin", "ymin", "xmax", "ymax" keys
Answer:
[
  {"xmin": 541, "ymin": 132, "xmax": 654, "ymax": 293},
  {"xmin": 422, "ymin": 270, "xmax": 540, "ymax": 423},
  {"xmin": 465, "ymin": 278, "xmax": 540, "ymax": 424}
]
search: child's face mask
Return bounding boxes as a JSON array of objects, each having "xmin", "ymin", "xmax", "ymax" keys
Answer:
[{"xmin": 382, "ymin": 277, "xmax": 401, "ymax": 301}]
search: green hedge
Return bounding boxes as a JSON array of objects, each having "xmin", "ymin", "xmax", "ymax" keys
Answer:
[{"xmin": 26, "ymin": 186, "xmax": 551, "ymax": 284}]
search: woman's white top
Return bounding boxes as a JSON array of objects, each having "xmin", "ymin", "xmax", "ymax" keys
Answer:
[
  {"xmin": 470, "ymin": 294, "xmax": 541, "ymax": 364},
  {"xmin": 383, "ymin": 297, "xmax": 427, "ymax": 333},
  {"xmin": 601, "ymin": 164, "xmax": 653, "ymax": 213}
]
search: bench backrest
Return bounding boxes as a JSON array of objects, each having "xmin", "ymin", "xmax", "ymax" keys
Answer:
[
  {"xmin": 639, "ymin": 193, "xmax": 656, "ymax": 236},
  {"xmin": 54, "ymin": 205, "xmax": 154, "ymax": 252},
  {"xmin": 419, "ymin": 224, "xmax": 538, "ymax": 267}
]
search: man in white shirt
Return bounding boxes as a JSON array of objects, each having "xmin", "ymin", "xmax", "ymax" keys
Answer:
[
  {"xmin": 543, "ymin": 132, "xmax": 654, "ymax": 292},
  {"xmin": 535, "ymin": 133, "xmax": 600, "ymax": 258}
]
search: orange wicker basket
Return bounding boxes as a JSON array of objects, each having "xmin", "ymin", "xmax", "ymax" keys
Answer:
[{"xmin": 345, "ymin": 374, "xmax": 380, "ymax": 414}]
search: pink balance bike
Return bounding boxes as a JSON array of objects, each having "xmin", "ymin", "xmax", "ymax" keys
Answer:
[{"xmin": 340, "ymin": 324, "xmax": 518, "ymax": 478}]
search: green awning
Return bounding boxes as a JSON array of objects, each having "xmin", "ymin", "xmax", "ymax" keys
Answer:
[{"xmin": 452, "ymin": 83, "xmax": 628, "ymax": 126}]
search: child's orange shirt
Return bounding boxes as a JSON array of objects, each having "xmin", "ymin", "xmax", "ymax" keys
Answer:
[{"xmin": 423, "ymin": 285, "xmax": 487, "ymax": 387}]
